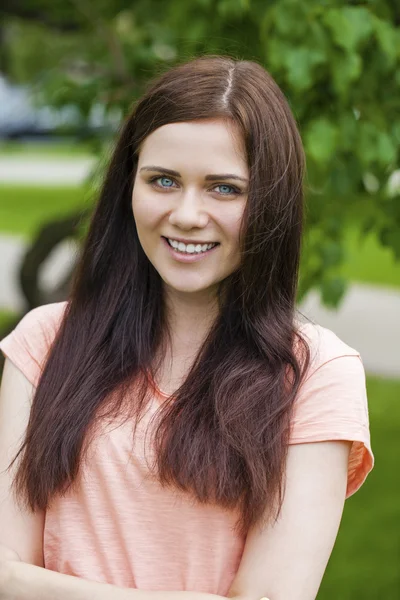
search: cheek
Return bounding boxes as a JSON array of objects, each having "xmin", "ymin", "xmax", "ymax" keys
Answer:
[
  {"xmin": 132, "ymin": 192, "xmax": 163, "ymax": 229},
  {"xmin": 221, "ymin": 208, "xmax": 244, "ymax": 247}
]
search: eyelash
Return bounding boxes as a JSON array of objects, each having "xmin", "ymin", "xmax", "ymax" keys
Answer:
[{"xmin": 148, "ymin": 175, "xmax": 241, "ymax": 196}]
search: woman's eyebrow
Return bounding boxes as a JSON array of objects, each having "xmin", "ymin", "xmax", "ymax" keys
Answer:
[{"xmin": 139, "ymin": 165, "xmax": 248, "ymax": 182}]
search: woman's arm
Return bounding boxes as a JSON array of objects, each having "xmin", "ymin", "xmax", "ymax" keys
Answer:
[
  {"xmin": 1, "ymin": 560, "xmax": 241, "ymax": 600},
  {"xmin": 0, "ymin": 359, "xmax": 351, "ymax": 600},
  {"xmin": 0, "ymin": 359, "xmax": 45, "ymax": 566},
  {"xmin": 1, "ymin": 441, "xmax": 350, "ymax": 600},
  {"xmin": 226, "ymin": 440, "xmax": 352, "ymax": 600}
]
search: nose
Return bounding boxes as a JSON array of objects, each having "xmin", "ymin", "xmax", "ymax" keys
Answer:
[{"xmin": 168, "ymin": 188, "xmax": 209, "ymax": 230}]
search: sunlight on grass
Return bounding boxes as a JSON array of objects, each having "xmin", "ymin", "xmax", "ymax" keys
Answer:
[
  {"xmin": 0, "ymin": 185, "xmax": 93, "ymax": 238},
  {"xmin": 318, "ymin": 376, "xmax": 400, "ymax": 599},
  {"xmin": 341, "ymin": 226, "xmax": 400, "ymax": 289},
  {"xmin": 0, "ymin": 309, "xmax": 17, "ymax": 330}
]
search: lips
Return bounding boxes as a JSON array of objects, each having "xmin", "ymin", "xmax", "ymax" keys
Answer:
[
  {"xmin": 162, "ymin": 236, "xmax": 219, "ymax": 245},
  {"xmin": 161, "ymin": 236, "xmax": 219, "ymax": 262}
]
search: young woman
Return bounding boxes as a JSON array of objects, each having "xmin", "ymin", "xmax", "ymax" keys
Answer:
[{"xmin": 0, "ymin": 55, "xmax": 373, "ymax": 600}]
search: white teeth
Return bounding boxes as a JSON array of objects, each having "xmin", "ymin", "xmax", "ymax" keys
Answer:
[{"xmin": 167, "ymin": 238, "xmax": 217, "ymax": 254}]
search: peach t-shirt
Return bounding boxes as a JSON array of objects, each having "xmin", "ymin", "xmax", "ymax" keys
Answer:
[{"xmin": 0, "ymin": 301, "xmax": 374, "ymax": 593}]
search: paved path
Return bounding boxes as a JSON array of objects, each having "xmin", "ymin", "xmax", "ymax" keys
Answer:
[
  {"xmin": 0, "ymin": 233, "xmax": 399, "ymax": 378},
  {"xmin": 0, "ymin": 156, "xmax": 96, "ymax": 185},
  {"xmin": 300, "ymin": 285, "xmax": 399, "ymax": 378},
  {"xmin": 0, "ymin": 233, "xmax": 79, "ymax": 310}
]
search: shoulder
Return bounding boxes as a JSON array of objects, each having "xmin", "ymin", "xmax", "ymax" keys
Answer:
[
  {"xmin": 296, "ymin": 319, "xmax": 361, "ymax": 379},
  {"xmin": 16, "ymin": 300, "xmax": 67, "ymax": 333},
  {"xmin": 6, "ymin": 301, "xmax": 68, "ymax": 350},
  {"xmin": 293, "ymin": 320, "xmax": 366, "ymax": 416},
  {"xmin": 291, "ymin": 320, "xmax": 373, "ymax": 497},
  {"xmin": 0, "ymin": 301, "xmax": 68, "ymax": 387}
]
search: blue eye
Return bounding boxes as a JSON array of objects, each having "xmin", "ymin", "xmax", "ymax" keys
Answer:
[
  {"xmin": 216, "ymin": 184, "xmax": 237, "ymax": 195},
  {"xmin": 149, "ymin": 175, "xmax": 240, "ymax": 196},
  {"xmin": 155, "ymin": 176, "xmax": 175, "ymax": 188}
]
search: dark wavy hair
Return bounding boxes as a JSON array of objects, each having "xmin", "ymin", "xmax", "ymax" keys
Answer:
[{"xmin": 11, "ymin": 54, "xmax": 310, "ymax": 537}]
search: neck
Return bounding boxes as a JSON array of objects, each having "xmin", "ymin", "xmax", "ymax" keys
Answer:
[
  {"xmin": 151, "ymin": 286, "xmax": 219, "ymax": 395},
  {"xmin": 164, "ymin": 285, "xmax": 219, "ymax": 348}
]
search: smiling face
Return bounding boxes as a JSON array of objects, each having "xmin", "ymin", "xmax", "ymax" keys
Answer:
[{"xmin": 131, "ymin": 118, "xmax": 249, "ymax": 299}]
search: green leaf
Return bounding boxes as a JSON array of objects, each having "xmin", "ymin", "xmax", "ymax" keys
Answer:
[
  {"xmin": 321, "ymin": 241, "xmax": 344, "ymax": 269},
  {"xmin": 331, "ymin": 52, "xmax": 362, "ymax": 96},
  {"xmin": 324, "ymin": 216, "xmax": 343, "ymax": 237},
  {"xmin": 272, "ymin": 2, "xmax": 308, "ymax": 37},
  {"xmin": 361, "ymin": 215, "xmax": 378, "ymax": 237},
  {"xmin": 216, "ymin": 0, "xmax": 249, "ymax": 19},
  {"xmin": 356, "ymin": 126, "xmax": 397, "ymax": 168},
  {"xmin": 305, "ymin": 118, "xmax": 338, "ymax": 164},
  {"xmin": 330, "ymin": 163, "xmax": 354, "ymax": 196},
  {"xmin": 336, "ymin": 112, "xmax": 359, "ymax": 151},
  {"xmin": 357, "ymin": 123, "xmax": 379, "ymax": 165},
  {"xmin": 379, "ymin": 226, "xmax": 400, "ymax": 260},
  {"xmin": 320, "ymin": 276, "xmax": 347, "ymax": 308},
  {"xmin": 373, "ymin": 17, "xmax": 398, "ymax": 65},
  {"xmin": 376, "ymin": 132, "xmax": 398, "ymax": 167},
  {"xmin": 284, "ymin": 47, "xmax": 326, "ymax": 91},
  {"xmin": 324, "ymin": 7, "xmax": 374, "ymax": 52},
  {"xmin": 264, "ymin": 37, "xmax": 286, "ymax": 70},
  {"xmin": 194, "ymin": 0, "xmax": 214, "ymax": 8}
]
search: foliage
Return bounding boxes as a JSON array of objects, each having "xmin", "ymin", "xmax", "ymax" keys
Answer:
[{"xmin": 1, "ymin": 0, "xmax": 400, "ymax": 306}]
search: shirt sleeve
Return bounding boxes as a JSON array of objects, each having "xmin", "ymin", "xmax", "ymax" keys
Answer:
[
  {"xmin": 0, "ymin": 301, "xmax": 67, "ymax": 387},
  {"xmin": 289, "ymin": 352, "xmax": 374, "ymax": 498}
]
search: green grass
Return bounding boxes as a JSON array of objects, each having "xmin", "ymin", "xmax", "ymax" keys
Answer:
[
  {"xmin": 340, "ymin": 226, "xmax": 400, "ymax": 289},
  {"xmin": 0, "ymin": 140, "xmax": 95, "ymax": 158},
  {"xmin": 0, "ymin": 185, "xmax": 92, "ymax": 238},
  {"xmin": 0, "ymin": 310, "xmax": 17, "ymax": 331},
  {"xmin": 318, "ymin": 376, "xmax": 400, "ymax": 599}
]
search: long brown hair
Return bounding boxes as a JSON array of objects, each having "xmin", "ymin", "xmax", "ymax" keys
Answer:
[{"xmin": 11, "ymin": 55, "xmax": 310, "ymax": 537}]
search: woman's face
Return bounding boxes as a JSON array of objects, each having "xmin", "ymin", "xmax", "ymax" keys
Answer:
[{"xmin": 132, "ymin": 118, "xmax": 249, "ymax": 297}]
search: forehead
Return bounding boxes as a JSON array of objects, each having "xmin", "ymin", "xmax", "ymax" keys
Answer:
[{"xmin": 137, "ymin": 119, "xmax": 248, "ymax": 174}]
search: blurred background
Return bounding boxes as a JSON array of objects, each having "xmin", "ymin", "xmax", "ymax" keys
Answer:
[{"xmin": 0, "ymin": 1, "xmax": 399, "ymax": 598}]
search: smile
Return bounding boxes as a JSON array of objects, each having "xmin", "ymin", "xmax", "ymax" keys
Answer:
[
  {"xmin": 161, "ymin": 236, "xmax": 219, "ymax": 263},
  {"xmin": 165, "ymin": 237, "xmax": 219, "ymax": 254}
]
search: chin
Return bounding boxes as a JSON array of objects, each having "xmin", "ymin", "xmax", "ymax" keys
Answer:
[
  {"xmin": 168, "ymin": 284, "xmax": 215, "ymax": 295},
  {"xmin": 162, "ymin": 275, "xmax": 219, "ymax": 296}
]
